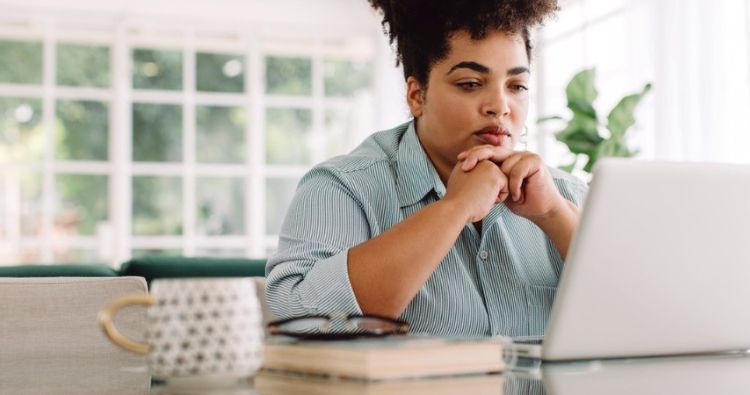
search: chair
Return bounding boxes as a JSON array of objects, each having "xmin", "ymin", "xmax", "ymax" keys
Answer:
[{"xmin": 0, "ymin": 276, "xmax": 151, "ymax": 394}]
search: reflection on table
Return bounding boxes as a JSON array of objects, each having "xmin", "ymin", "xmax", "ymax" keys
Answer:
[
  {"xmin": 6, "ymin": 351, "xmax": 750, "ymax": 395},
  {"xmin": 0, "ymin": 354, "xmax": 150, "ymax": 395}
]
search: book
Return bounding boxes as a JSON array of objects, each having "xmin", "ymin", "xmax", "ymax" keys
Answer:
[
  {"xmin": 254, "ymin": 371, "xmax": 506, "ymax": 395},
  {"xmin": 261, "ymin": 335, "xmax": 507, "ymax": 381}
]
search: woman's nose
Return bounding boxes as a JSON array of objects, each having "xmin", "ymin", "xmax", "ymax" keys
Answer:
[{"xmin": 482, "ymin": 89, "xmax": 511, "ymax": 118}]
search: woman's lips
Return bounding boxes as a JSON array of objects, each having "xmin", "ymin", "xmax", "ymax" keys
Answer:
[{"xmin": 474, "ymin": 127, "xmax": 511, "ymax": 146}]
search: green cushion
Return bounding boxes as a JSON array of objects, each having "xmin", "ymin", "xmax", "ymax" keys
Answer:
[
  {"xmin": 0, "ymin": 264, "xmax": 118, "ymax": 277},
  {"xmin": 119, "ymin": 256, "xmax": 267, "ymax": 284}
]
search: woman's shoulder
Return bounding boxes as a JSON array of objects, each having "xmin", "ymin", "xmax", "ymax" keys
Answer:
[
  {"xmin": 313, "ymin": 122, "xmax": 410, "ymax": 176},
  {"xmin": 547, "ymin": 166, "xmax": 588, "ymax": 203}
]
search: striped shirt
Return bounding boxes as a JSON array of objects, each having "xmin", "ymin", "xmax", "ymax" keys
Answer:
[{"xmin": 266, "ymin": 121, "xmax": 587, "ymax": 337}]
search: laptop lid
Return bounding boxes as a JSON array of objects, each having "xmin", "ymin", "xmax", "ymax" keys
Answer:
[{"xmin": 542, "ymin": 159, "xmax": 750, "ymax": 361}]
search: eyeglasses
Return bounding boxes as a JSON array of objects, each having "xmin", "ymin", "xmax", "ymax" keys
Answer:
[{"xmin": 266, "ymin": 312, "xmax": 410, "ymax": 340}]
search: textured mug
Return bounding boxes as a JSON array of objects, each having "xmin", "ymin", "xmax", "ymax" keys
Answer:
[{"xmin": 99, "ymin": 278, "xmax": 264, "ymax": 381}]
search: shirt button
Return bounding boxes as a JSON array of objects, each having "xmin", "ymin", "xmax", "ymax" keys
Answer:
[{"xmin": 479, "ymin": 250, "xmax": 489, "ymax": 260}]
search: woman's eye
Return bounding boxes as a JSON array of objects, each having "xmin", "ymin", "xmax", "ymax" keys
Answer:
[
  {"xmin": 457, "ymin": 81, "xmax": 481, "ymax": 90},
  {"xmin": 511, "ymin": 84, "xmax": 529, "ymax": 92}
]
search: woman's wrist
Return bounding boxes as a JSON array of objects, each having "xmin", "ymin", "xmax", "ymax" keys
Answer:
[
  {"xmin": 435, "ymin": 197, "xmax": 474, "ymax": 225},
  {"xmin": 528, "ymin": 196, "xmax": 575, "ymax": 229}
]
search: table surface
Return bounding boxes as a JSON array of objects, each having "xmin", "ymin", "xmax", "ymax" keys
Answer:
[{"xmin": 4, "ymin": 351, "xmax": 750, "ymax": 394}]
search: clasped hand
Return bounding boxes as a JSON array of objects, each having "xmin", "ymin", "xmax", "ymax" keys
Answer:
[{"xmin": 444, "ymin": 145, "xmax": 566, "ymax": 224}]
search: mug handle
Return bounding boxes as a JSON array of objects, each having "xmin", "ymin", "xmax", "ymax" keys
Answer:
[{"xmin": 99, "ymin": 294, "xmax": 154, "ymax": 355}]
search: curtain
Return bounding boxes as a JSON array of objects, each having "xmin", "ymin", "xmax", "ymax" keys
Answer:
[{"xmin": 641, "ymin": 0, "xmax": 750, "ymax": 163}]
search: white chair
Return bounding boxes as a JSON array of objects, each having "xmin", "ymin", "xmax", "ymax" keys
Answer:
[{"xmin": 0, "ymin": 276, "xmax": 151, "ymax": 393}]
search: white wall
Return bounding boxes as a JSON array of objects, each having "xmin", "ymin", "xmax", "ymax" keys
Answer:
[{"xmin": 0, "ymin": 0, "xmax": 379, "ymax": 34}]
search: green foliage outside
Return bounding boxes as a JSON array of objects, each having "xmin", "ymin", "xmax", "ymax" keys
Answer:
[
  {"xmin": 266, "ymin": 56, "xmax": 312, "ymax": 95},
  {"xmin": 57, "ymin": 44, "xmax": 110, "ymax": 87},
  {"xmin": 197, "ymin": 52, "xmax": 244, "ymax": 93},
  {"xmin": 538, "ymin": 68, "xmax": 652, "ymax": 173},
  {"xmin": 265, "ymin": 108, "xmax": 313, "ymax": 165},
  {"xmin": 196, "ymin": 106, "xmax": 246, "ymax": 163},
  {"xmin": 132, "ymin": 176, "xmax": 183, "ymax": 236},
  {"xmin": 55, "ymin": 100, "xmax": 108, "ymax": 160},
  {"xmin": 132, "ymin": 103, "xmax": 183, "ymax": 162},
  {"xmin": 0, "ymin": 40, "xmax": 42, "ymax": 84},
  {"xmin": 132, "ymin": 48, "xmax": 183, "ymax": 90},
  {"xmin": 324, "ymin": 59, "xmax": 372, "ymax": 96}
]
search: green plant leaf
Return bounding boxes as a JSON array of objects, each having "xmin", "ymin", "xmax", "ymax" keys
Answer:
[
  {"xmin": 566, "ymin": 69, "xmax": 598, "ymax": 107},
  {"xmin": 583, "ymin": 153, "xmax": 598, "ymax": 173},
  {"xmin": 554, "ymin": 113, "xmax": 602, "ymax": 155},
  {"xmin": 597, "ymin": 137, "xmax": 634, "ymax": 159},
  {"xmin": 606, "ymin": 83, "xmax": 652, "ymax": 138},
  {"xmin": 568, "ymin": 99, "xmax": 597, "ymax": 119}
]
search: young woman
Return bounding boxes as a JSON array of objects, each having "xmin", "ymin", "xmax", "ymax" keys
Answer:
[{"xmin": 265, "ymin": 0, "xmax": 586, "ymax": 338}]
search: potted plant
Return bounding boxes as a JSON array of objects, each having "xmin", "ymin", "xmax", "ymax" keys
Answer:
[{"xmin": 538, "ymin": 68, "xmax": 652, "ymax": 173}]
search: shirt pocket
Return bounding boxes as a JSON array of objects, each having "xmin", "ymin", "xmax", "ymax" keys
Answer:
[{"xmin": 523, "ymin": 284, "xmax": 558, "ymax": 336}]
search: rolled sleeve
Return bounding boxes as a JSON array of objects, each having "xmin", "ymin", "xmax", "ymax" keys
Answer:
[
  {"xmin": 267, "ymin": 249, "xmax": 362, "ymax": 318},
  {"xmin": 265, "ymin": 165, "xmax": 371, "ymax": 319}
]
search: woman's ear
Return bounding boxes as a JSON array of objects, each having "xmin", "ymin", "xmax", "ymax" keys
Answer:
[{"xmin": 406, "ymin": 76, "xmax": 426, "ymax": 118}]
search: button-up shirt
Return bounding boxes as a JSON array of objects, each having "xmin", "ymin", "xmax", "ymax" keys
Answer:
[{"xmin": 266, "ymin": 121, "xmax": 587, "ymax": 337}]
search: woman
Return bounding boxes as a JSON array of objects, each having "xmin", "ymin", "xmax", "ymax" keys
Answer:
[{"xmin": 265, "ymin": 0, "xmax": 586, "ymax": 337}]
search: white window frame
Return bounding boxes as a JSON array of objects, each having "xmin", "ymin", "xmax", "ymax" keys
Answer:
[{"xmin": 0, "ymin": 12, "xmax": 379, "ymax": 267}]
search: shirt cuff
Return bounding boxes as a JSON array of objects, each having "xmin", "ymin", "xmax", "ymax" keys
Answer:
[{"xmin": 298, "ymin": 248, "xmax": 363, "ymax": 316}]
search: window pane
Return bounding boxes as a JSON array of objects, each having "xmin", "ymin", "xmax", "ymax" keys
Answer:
[
  {"xmin": 53, "ymin": 248, "xmax": 98, "ymax": 263},
  {"xmin": 265, "ymin": 108, "xmax": 313, "ymax": 165},
  {"xmin": 0, "ymin": 40, "xmax": 42, "ymax": 84},
  {"xmin": 265, "ymin": 56, "xmax": 311, "ymax": 95},
  {"xmin": 265, "ymin": 178, "xmax": 299, "ymax": 235},
  {"xmin": 57, "ymin": 43, "xmax": 110, "ymax": 87},
  {"xmin": 56, "ymin": 100, "xmax": 109, "ymax": 160},
  {"xmin": 0, "ymin": 97, "xmax": 43, "ymax": 162},
  {"xmin": 20, "ymin": 172, "xmax": 42, "ymax": 237},
  {"xmin": 196, "ymin": 52, "xmax": 244, "ymax": 93},
  {"xmin": 132, "ymin": 176, "xmax": 182, "ymax": 235},
  {"xmin": 55, "ymin": 174, "xmax": 108, "ymax": 236},
  {"xmin": 196, "ymin": 177, "xmax": 245, "ymax": 236},
  {"xmin": 132, "ymin": 103, "xmax": 182, "ymax": 162},
  {"xmin": 324, "ymin": 59, "xmax": 372, "ymax": 97},
  {"xmin": 196, "ymin": 106, "xmax": 245, "ymax": 163},
  {"xmin": 325, "ymin": 108, "xmax": 356, "ymax": 158},
  {"xmin": 131, "ymin": 249, "xmax": 182, "ymax": 258},
  {"xmin": 132, "ymin": 48, "xmax": 182, "ymax": 90}
]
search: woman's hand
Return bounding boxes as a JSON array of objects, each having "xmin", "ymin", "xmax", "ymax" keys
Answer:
[
  {"xmin": 443, "ymin": 159, "xmax": 509, "ymax": 223},
  {"xmin": 457, "ymin": 145, "xmax": 567, "ymax": 220}
]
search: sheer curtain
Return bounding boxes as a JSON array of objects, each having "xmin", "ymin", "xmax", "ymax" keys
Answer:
[{"xmin": 635, "ymin": 0, "xmax": 750, "ymax": 163}]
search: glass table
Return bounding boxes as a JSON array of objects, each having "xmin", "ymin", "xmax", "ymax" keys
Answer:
[{"xmin": 4, "ymin": 351, "xmax": 750, "ymax": 394}]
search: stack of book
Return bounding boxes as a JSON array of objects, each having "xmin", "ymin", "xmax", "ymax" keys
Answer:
[{"xmin": 261, "ymin": 335, "xmax": 507, "ymax": 381}]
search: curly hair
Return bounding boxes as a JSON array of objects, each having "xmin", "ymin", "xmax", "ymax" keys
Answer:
[{"xmin": 367, "ymin": 0, "xmax": 558, "ymax": 85}]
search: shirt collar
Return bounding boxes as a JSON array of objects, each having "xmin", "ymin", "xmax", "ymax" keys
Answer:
[{"xmin": 395, "ymin": 121, "xmax": 447, "ymax": 208}]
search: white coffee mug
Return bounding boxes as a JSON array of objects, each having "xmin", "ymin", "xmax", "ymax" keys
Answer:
[{"xmin": 99, "ymin": 278, "xmax": 264, "ymax": 381}]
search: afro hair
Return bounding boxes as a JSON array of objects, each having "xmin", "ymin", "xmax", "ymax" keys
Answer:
[{"xmin": 368, "ymin": 0, "xmax": 558, "ymax": 84}]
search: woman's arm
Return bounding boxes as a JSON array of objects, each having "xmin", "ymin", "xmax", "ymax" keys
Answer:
[
  {"xmin": 348, "ymin": 160, "xmax": 508, "ymax": 318},
  {"xmin": 266, "ymin": 159, "xmax": 507, "ymax": 320}
]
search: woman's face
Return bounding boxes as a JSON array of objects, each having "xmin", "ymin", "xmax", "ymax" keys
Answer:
[{"xmin": 407, "ymin": 30, "xmax": 530, "ymax": 180}]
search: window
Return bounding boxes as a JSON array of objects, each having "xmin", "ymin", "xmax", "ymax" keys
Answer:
[{"xmin": 0, "ymin": 17, "xmax": 376, "ymax": 266}]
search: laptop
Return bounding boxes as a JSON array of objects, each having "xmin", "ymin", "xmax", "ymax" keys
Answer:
[
  {"xmin": 512, "ymin": 353, "xmax": 750, "ymax": 394},
  {"xmin": 512, "ymin": 158, "xmax": 750, "ymax": 361}
]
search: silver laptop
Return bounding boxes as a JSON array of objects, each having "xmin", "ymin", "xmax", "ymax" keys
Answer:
[
  {"xmin": 513, "ymin": 353, "xmax": 750, "ymax": 394},
  {"xmin": 513, "ymin": 158, "xmax": 750, "ymax": 361}
]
